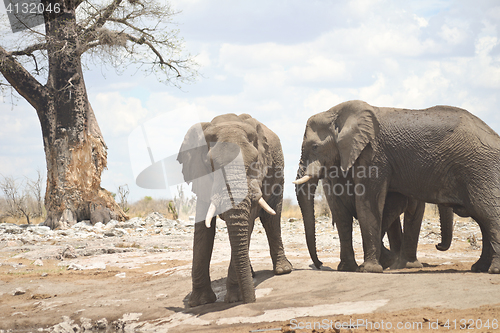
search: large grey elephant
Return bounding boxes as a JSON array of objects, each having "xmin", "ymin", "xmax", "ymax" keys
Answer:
[
  {"xmin": 177, "ymin": 113, "xmax": 292, "ymax": 306},
  {"xmin": 294, "ymin": 100, "xmax": 498, "ymax": 273},
  {"xmin": 296, "ymin": 168, "xmax": 454, "ymax": 271}
]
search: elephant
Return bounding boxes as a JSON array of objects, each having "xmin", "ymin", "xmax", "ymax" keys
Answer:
[
  {"xmin": 294, "ymin": 100, "xmax": 499, "ymax": 273},
  {"xmin": 177, "ymin": 113, "xmax": 292, "ymax": 306},
  {"xmin": 296, "ymin": 167, "xmax": 454, "ymax": 271}
]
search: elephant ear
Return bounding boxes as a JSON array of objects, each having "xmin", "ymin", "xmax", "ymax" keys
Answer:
[
  {"xmin": 334, "ymin": 107, "xmax": 380, "ymax": 172},
  {"xmin": 256, "ymin": 123, "xmax": 269, "ymax": 153},
  {"xmin": 177, "ymin": 122, "xmax": 212, "ymax": 188}
]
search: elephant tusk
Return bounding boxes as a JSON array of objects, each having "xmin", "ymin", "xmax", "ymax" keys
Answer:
[
  {"xmin": 258, "ymin": 197, "xmax": 276, "ymax": 215},
  {"xmin": 205, "ymin": 202, "xmax": 216, "ymax": 228},
  {"xmin": 292, "ymin": 175, "xmax": 311, "ymax": 185}
]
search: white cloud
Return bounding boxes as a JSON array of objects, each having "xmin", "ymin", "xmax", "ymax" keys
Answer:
[
  {"xmin": 93, "ymin": 92, "xmax": 149, "ymax": 136},
  {"xmin": 3, "ymin": 0, "xmax": 500, "ymax": 203}
]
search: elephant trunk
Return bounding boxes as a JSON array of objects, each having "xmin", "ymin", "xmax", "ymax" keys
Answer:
[
  {"xmin": 295, "ymin": 164, "xmax": 322, "ymax": 268},
  {"xmin": 226, "ymin": 200, "xmax": 256, "ymax": 303},
  {"xmin": 436, "ymin": 205, "xmax": 454, "ymax": 251},
  {"xmin": 293, "ymin": 160, "xmax": 322, "ymax": 184}
]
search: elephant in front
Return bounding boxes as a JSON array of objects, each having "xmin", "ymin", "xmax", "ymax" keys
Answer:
[
  {"xmin": 177, "ymin": 113, "xmax": 292, "ymax": 306},
  {"xmin": 296, "ymin": 167, "xmax": 454, "ymax": 271},
  {"xmin": 295, "ymin": 100, "xmax": 499, "ymax": 273}
]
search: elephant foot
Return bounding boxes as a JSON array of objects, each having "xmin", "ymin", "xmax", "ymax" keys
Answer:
[
  {"xmin": 337, "ymin": 260, "xmax": 359, "ymax": 272},
  {"xmin": 274, "ymin": 258, "xmax": 293, "ymax": 275},
  {"xmin": 488, "ymin": 258, "xmax": 500, "ymax": 274},
  {"xmin": 405, "ymin": 260, "xmax": 423, "ymax": 269},
  {"xmin": 471, "ymin": 257, "xmax": 491, "ymax": 272},
  {"xmin": 379, "ymin": 247, "xmax": 397, "ymax": 270},
  {"xmin": 358, "ymin": 261, "xmax": 383, "ymax": 273},
  {"xmin": 188, "ymin": 287, "xmax": 217, "ymax": 307},
  {"xmin": 225, "ymin": 284, "xmax": 243, "ymax": 303}
]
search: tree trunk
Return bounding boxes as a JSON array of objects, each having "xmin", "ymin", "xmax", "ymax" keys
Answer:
[
  {"xmin": 0, "ymin": 1, "xmax": 128, "ymax": 229},
  {"xmin": 40, "ymin": 3, "xmax": 127, "ymax": 228}
]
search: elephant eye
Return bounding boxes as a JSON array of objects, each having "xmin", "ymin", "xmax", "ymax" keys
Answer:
[{"xmin": 312, "ymin": 143, "xmax": 319, "ymax": 151}]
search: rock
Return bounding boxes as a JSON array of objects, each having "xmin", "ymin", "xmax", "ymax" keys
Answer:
[
  {"xmin": 67, "ymin": 263, "xmax": 84, "ymax": 270},
  {"xmin": 104, "ymin": 228, "xmax": 126, "ymax": 237},
  {"xmin": 27, "ymin": 226, "xmax": 52, "ymax": 236},
  {"xmin": 104, "ymin": 219, "xmax": 119, "ymax": 230},
  {"xmin": 61, "ymin": 245, "xmax": 78, "ymax": 259},
  {"xmin": 80, "ymin": 317, "xmax": 93, "ymax": 331},
  {"xmin": 115, "ymin": 272, "xmax": 126, "ymax": 278},
  {"xmin": 13, "ymin": 287, "xmax": 26, "ymax": 296},
  {"xmin": 2, "ymin": 224, "xmax": 23, "ymax": 234},
  {"xmin": 120, "ymin": 217, "xmax": 144, "ymax": 228},
  {"xmin": 48, "ymin": 317, "xmax": 79, "ymax": 333},
  {"xmin": 93, "ymin": 222, "xmax": 105, "ymax": 229},
  {"xmin": 95, "ymin": 318, "xmax": 108, "ymax": 330},
  {"xmin": 41, "ymin": 272, "xmax": 48, "ymax": 277},
  {"xmin": 33, "ymin": 259, "xmax": 43, "ymax": 266},
  {"xmin": 72, "ymin": 221, "xmax": 93, "ymax": 231},
  {"xmin": 144, "ymin": 212, "xmax": 164, "ymax": 226}
]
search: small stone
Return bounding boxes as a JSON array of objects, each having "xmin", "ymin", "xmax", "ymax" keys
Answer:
[
  {"xmin": 95, "ymin": 318, "xmax": 108, "ymax": 330},
  {"xmin": 115, "ymin": 272, "xmax": 126, "ymax": 278},
  {"xmin": 33, "ymin": 259, "xmax": 43, "ymax": 266},
  {"xmin": 61, "ymin": 245, "xmax": 77, "ymax": 259},
  {"xmin": 67, "ymin": 263, "xmax": 84, "ymax": 270},
  {"xmin": 13, "ymin": 287, "xmax": 26, "ymax": 296},
  {"xmin": 80, "ymin": 317, "xmax": 93, "ymax": 330},
  {"xmin": 41, "ymin": 273, "xmax": 48, "ymax": 277},
  {"xmin": 93, "ymin": 222, "xmax": 105, "ymax": 229}
]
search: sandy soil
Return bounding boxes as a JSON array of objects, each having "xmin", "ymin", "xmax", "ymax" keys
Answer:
[{"xmin": 1, "ymin": 216, "xmax": 500, "ymax": 332}]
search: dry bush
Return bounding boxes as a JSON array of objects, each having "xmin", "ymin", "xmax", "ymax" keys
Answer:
[
  {"xmin": 282, "ymin": 198, "xmax": 302, "ymax": 220},
  {"xmin": 127, "ymin": 197, "xmax": 177, "ymax": 219}
]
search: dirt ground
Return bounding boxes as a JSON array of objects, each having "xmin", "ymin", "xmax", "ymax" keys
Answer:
[{"xmin": 1, "ymin": 216, "xmax": 500, "ymax": 333}]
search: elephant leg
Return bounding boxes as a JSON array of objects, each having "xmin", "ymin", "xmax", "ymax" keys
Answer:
[
  {"xmin": 322, "ymin": 178, "xmax": 358, "ymax": 271},
  {"xmin": 381, "ymin": 218, "xmax": 400, "ymax": 269},
  {"xmin": 400, "ymin": 199, "xmax": 425, "ymax": 269},
  {"xmin": 188, "ymin": 203, "xmax": 217, "ymax": 307},
  {"xmin": 471, "ymin": 222, "xmax": 492, "ymax": 272},
  {"xmin": 355, "ymin": 180, "xmax": 388, "ymax": 273},
  {"xmin": 332, "ymin": 204, "xmax": 358, "ymax": 271},
  {"xmin": 387, "ymin": 218, "xmax": 402, "ymax": 254},
  {"xmin": 225, "ymin": 211, "xmax": 255, "ymax": 303},
  {"xmin": 380, "ymin": 192, "xmax": 407, "ymax": 269},
  {"xmin": 225, "ymin": 259, "xmax": 243, "ymax": 303},
  {"xmin": 260, "ymin": 196, "xmax": 292, "ymax": 275}
]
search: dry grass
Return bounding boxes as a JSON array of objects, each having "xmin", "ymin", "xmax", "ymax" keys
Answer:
[{"xmin": 127, "ymin": 197, "xmax": 177, "ymax": 219}]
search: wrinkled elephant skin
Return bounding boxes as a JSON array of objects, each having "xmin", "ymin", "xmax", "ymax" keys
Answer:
[
  {"xmin": 296, "ymin": 100, "xmax": 499, "ymax": 273},
  {"xmin": 177, "ymin": 113, "xmax": 292, "ymax": 306}
]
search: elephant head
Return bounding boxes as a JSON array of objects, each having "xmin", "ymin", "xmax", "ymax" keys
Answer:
[
  {"xmin": 294, "ymin": 101, "xmax": 380, "ymax": 268},
  {"xmin": 177, "ymin": 113, "xmax": 276, "ymax": 227}
]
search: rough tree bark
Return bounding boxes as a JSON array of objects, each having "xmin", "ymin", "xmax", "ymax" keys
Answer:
[{"xmin": 0, "ymin": 0, "xmax": 195, "ymax": 228}]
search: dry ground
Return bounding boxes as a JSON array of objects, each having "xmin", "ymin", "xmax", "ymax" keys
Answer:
[{"xmin": 1, "ymin": 216, "xmax": 499, "ymax": 332}]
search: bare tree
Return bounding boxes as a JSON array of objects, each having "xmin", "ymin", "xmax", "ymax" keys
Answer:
[
  {"xmin": 117, "ymin": 184, "xmax": 130, "ymax": 213},
  {"xmin": 0, "ymin": 1, "xmax": 197, "ymax": 228},
  {"xmin": 0, "ymin": 176, "xmax": 32, "ymax": 224},
  {"xmin": 26, "ymin": 169, "xmax": 45, "ymax": 218}
]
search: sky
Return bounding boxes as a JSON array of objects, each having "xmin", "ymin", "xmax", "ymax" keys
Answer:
[{"xmin": 1, "ymin": 0, "xmax": 500, "ymax": 203}]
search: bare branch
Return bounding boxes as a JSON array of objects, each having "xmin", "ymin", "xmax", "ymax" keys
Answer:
[
  {"xmin": 0, "ymin": 46, "xmax": 47, "ymax": 110},
  {"xmin": 10, "ymin": 43, "xmax": 47, "ymax": 57},
  {"xmin": 80, "ymin": 0, "xmax": 124, "ymax": 45}
]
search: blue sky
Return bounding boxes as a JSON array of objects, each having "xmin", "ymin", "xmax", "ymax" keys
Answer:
[{"xmin": 1, "ymin": 0, "xmax": 500, "ymax": 202}]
